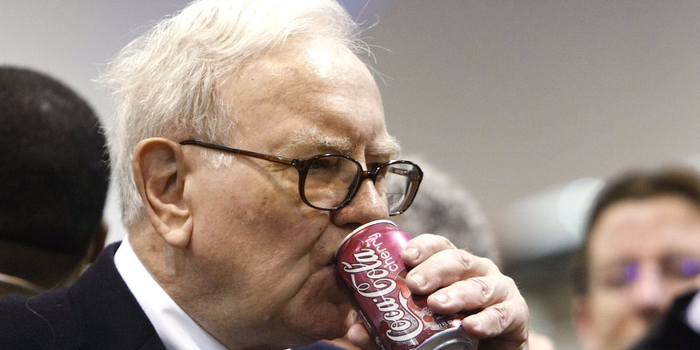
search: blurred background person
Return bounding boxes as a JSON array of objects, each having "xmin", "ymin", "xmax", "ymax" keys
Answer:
[
  {"xmin": 571, "ymin": 165, "xmax": 700, "ymax": 350},
  {"xmin": 0, "ymin": 66, "xmax": 110, "ymax": 296},
  {"xmin": 392, "ymin": 155, "xmax": 501, "ymax": 263}
]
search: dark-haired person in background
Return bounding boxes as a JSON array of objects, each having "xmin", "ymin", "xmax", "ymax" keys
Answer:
[
  {"xmin": 571, "ymin": 165, "xmax": 700, "ymax": 350},
  {"xmin": 0, "ymin": 66, "xmax": 109, "ymax": 296}
]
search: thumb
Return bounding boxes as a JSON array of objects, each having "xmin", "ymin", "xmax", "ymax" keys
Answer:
[{"xmin": 345, "ymin": 322, "xmax": 378, "ymax": 350}]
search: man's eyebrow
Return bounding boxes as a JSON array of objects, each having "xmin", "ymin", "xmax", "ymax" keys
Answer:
[
  {"xmin": 287, "ymin": 127, "xmax": 401, "ymax": 159},
  {"xmin": 287, "ymin": 127, "xmax": 356, "ymax": 154},
  {"xmin": 368, "ymin": 135, "xmax": 401, "ymax": 160}
]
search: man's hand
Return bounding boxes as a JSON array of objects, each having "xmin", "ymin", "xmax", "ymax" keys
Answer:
[{"xmin": 345, "ymin": 234, "xmax": 530, "ymax": 350}]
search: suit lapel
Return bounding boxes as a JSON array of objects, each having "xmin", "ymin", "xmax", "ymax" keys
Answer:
[{"xmin": 71, "ymin": 242, "xmax": 167, "ymax": 350}]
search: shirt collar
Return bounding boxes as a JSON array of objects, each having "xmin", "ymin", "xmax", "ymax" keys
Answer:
[{"xmin": 115, "ymin": 236, "xmax": 228, "ymax": 350}]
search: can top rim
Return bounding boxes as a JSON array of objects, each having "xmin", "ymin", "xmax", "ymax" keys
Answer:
[{"xmin": 334, "ymin": 219, "xmax": 397, "ymax": 260}]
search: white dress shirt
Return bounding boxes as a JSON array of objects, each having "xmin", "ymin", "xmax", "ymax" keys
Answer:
[
  {"xmin": 687, "ymin": 290, "xmax": 700, "ymax": 334},
  {"xmin": 114, "ymin": 236, "xmax": 228, "ymax": 350}
]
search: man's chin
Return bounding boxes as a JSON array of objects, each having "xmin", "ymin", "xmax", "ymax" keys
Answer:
[
  {"xmin": 281, "ymin": 303, "xmax": 354, "ymax": 343},
  {"xmin": 605, "ymin": 324, "xmax": 654, "ymax": 350},
  {"xmin": 282, "ymin": 266, "xmax": 356, "ymax": 340}
]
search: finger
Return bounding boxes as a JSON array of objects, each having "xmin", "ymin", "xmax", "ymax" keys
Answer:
[
  {"xmin": 401, "ymin": 234, "xmax": 455, "ymax": 267},
  {"xmin": 345, "ymin": 323, "xmax": 377, "ymax": 350},
  {"xmin": 529, "ymin": 331, "xmax": 557, "ymax": 350},
  {"xmin": 424, "ymin": 276, "xmax": 502, "ymax": 315},
  {"xmin": 405, "ymin": 249, "xmax": 495, "ymax": 295},
  {"xmin": 461, "ymin": 297, "xmax": 529, "ymax": 345}
]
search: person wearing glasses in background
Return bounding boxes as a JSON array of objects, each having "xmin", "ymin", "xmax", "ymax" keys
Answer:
[
  {"xmin": 571, "ymin": 165, "xmax": 700, "ymax": 350},
  {"xmin": 0, "ymin": 1, "xmax": 531, "ymax": 349}
]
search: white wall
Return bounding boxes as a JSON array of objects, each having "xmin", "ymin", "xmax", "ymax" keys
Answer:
[{"xmin": 348, "ymin": 0, "xmax": 700, "ymax": 261}]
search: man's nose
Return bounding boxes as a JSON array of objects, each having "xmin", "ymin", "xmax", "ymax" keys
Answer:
[
  {"xmin": 631, "ymin": 264, "xmax": 665, "ymax": 313},
  {"xmin": 332, "ymin": 178, "xmax": 390, "ymax": 227}
]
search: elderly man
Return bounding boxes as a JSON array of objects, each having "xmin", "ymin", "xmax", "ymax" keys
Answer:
[{"xmin": 0, "ymin": 1, "xmax": 529, "ymax": 349}]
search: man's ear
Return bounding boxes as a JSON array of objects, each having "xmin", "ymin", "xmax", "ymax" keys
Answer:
[
  {"xmin": 85, "ymin": 219, "xmax": 108, "ymax": 263},
  {"xmin": 132, "ymin": 138, "xmax": 193, "ymax": 248},
  {"xmin": 67, "ymin": 220, "xmax": 109, "ymax": 284},
  {"xmin": 573, "ymin": 295, "xmax": 595, "ymax": 349}
]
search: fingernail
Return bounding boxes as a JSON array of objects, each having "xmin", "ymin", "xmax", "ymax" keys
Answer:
[
  {"xmin": 405, "ymin": 247, "xmax": 420, "ymax": 260},
  {"xmin": 433, "ymin": 293, "xmax": 449, "ymax": 304},
  {"xmin": 410, "ymin": 272, "xmax": 426, "ymax": 287}
]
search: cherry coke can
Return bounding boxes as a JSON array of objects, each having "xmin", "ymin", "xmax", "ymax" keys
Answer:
[{"xmin": 335, "ymin": 219, "xmax": 478, "ymax": 350}]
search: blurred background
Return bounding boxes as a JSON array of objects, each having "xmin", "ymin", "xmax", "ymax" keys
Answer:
[{"xmin": 4, "ymin": 1, "xmax": 700, "ymax": 348}]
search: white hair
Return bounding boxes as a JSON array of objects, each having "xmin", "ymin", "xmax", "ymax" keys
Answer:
[{"xmin": 101, "ymin": 0, "xmax": 364, "ymax": 228}]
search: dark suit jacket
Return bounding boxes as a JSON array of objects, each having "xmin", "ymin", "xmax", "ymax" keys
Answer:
[
  {"xmin": 0, "ymin": 242, "xmax": 166, "ymax": 350},
  {"xmin": 628, "ymin": 290, "xmax": 700, "ymax": 350},
  {"xmin": 293, "ymin": 342, "xmax": 348, "ymax": 350}
]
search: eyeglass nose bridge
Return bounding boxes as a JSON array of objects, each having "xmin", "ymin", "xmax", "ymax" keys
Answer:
[
  {"xmin": 336, "ymin": 165, "xmax": 385, "ymax": 209},
  {"xmin": 359, "ymin": 166, "xmax": 382, "ymax": 183}
]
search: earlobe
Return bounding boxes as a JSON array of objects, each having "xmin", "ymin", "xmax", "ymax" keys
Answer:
[
  {"xmin": 133, "ymin": 138, "xmax": 192, "ymax": 249},
  {"xmin": 85, "ymin": 219, "xmax": 108, "ymax": 263},
  {"xmin": 573, "ymin": 296, "xmax": 594, "ymax": 347}
]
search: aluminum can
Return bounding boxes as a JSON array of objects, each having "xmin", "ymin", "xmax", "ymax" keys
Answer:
[{"xmin": 335, "ymin": 219, "xmax": 478, "ymax": 350}]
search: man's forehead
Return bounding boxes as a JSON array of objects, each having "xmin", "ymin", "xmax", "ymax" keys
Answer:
[
  {"xmin": 286, "ymin": 126, "xmax": 400, "ymax": 158},
  {"xmin": 590, "ymin": 210, "xmax": 700, "ymax": 265},
  {"xmin": 595, "ymin": 197, "xmax": 700, "ymax": 233}
]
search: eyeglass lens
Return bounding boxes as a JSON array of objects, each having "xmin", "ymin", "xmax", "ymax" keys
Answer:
[
  {"xmin": 597, "ymin": 256, "xmax": 700, "ymax": 290},
  {"xmin": 302, "ymin": 155, "xmax": 361, "ymax": 209},
  {"xmin": 382, "ymin": 163, "xmax": 417, "ymax": 213},
  {"xmin": 301, "ymin": 155, "xmax": 418, "ymax": 214}
]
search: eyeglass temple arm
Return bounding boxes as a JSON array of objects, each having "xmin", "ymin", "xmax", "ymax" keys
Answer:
[
  {"xmin": 389, "ymin": 167, "xmax": 423, "ymax": 182},
  {"xmin": 179, "ymin": 140, "xmax": 300, "ymax": 167}
]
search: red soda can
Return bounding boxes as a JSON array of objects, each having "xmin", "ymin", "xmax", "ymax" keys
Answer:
[{"xmin": 335, "ymin": 219, "xmax": 478, "ymax": 350}]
